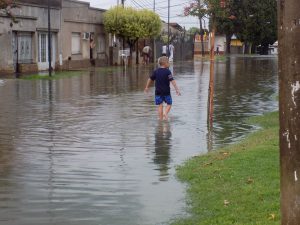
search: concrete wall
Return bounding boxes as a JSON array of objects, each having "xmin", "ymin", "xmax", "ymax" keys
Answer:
[
  {"xmin": 0, "ymin": 30, "xmax": 14, "ymax": 74},
  {"xmin": 16, "ymin": 0, "xmax": 61, "ymax": 8},
  {"xmin": 61, "ymin": 0, "xmax": 107, "ymax": 69},
  {"xmin": 215, "ymin": 35, "xmax": 226, "ymax": 54}
]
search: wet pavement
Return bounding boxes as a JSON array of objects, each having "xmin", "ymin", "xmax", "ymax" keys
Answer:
[{"xmin": 0, "ymin": 55, "xmax": 278, "ymax": 225}]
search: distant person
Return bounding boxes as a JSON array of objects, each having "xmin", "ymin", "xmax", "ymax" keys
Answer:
[
  {"xmin": 142, "ymin": 45, "xmax": 151, "ymax": 65},
  {"xmin": 216, "ymin": 46, "xmax": 220, "ymax": 55},
  {"xmin": 144, "ymin": 56, "xmax": 181, "ymax": 120},
  {"xmin": 168, "ymin": 43, "xmax": 175, "ymax": 62},
  {"xmin": 162, "ymin": 45, "xmax": 167, "ymax": 56}
]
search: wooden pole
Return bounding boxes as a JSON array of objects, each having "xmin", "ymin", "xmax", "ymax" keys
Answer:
[
  {"xmin": 208, "ymin": 26, "xmax": 215, "ymax": 125},
  {"xmin": 279, "ymin": 0, "xmax": 300, "ymax": 224},
  {"xmin": 210, "ymin": 27, "xmax": 215, "ymax": 62}
]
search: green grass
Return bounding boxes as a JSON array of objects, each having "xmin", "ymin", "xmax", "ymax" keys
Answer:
[
  {"xmin": 94, "ymin": 67, "xmax": 122, "ymax": 73},
  {"xmin": 215, "ymin": 55, "xmax": 227, "ymax": 61},
  {"xmin": 172, "ymin": 111, "xmax": 279, "ymax": 225},
  {"xmin": 20, "ymin": 71, "xmax": 86, "ymax": 80},
  {"xmin": 194, "ymin": 55, "xmax": 227, "ymax": 62}
]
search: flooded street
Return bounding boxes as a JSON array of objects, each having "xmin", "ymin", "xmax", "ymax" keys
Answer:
[{"xmin": 0, "ymin": 56, "xmax": 278, "ymax": 225}]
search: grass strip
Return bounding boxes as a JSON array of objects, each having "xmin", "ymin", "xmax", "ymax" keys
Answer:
[
  {"xmin": 172, "ymin": 111, "xmax": 280, "ymax": 225},
  {"xmin": 20, "ymin": 71, "xmax": 86, "ymax": 80}
]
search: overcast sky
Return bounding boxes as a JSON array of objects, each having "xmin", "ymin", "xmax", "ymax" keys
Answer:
[{"xmin": 80, "ymin": 0, "xmax": 201, "ymax": 29}]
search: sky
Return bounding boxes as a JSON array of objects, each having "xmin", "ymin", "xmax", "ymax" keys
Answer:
[{"xmin": 80, "ymin": 0, "xmax": 201, "ymax": 30}]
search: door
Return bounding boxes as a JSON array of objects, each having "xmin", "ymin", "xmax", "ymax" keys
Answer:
[
  {"xmin": 18, "ymin": 32, "xmax": 33, "ymax": 64},
  {"xmin": 38, "ymin": 32, "xmax": 56, "ymax": 71}
]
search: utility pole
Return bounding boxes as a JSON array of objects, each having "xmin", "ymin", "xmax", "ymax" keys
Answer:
[
  {"xmin": 47, "ymin": 0, "xmax": 52, "ymax": 76},
  {"xmin": 279, "ymin": 0, "xmax": 300, "ymax": 224},
  {"xmin": 167, "ymin": 0, "xmax": 170, "ymax": 57},
  {"xmin": 153, "ymin": 0, "xmax": 156, "ymax": 62}
]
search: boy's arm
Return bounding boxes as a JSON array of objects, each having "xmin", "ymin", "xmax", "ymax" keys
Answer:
[
  {"xmin": 144, "ymin": 78, "xmax": 153, "ymax": 93},
  {"xmin": 171, "ymin": 80, "xmax": 181, "ymax": 96}
]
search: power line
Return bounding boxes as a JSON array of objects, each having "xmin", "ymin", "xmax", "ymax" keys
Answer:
[{"xmin": 130, "ymin": 0, "xmax": 144, "ymax": 8}]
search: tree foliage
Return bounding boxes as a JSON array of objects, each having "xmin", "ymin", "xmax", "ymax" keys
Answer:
[
  {"xmin": 0, "ymin": 0, "xmax": 17, "ymax": 22},
  {"xmin": 183, "ymin": 1, "xmax": 206, "ymax": 19},
  {"xmin": 104, "ymin": 6, "xmax": 161, "ymax": 45},
  {"xmin": 182, "ymin": 0, "xmax": 277, "ymax": 53},
  {"xmin": 237, "ymin": 0, "xmax": 277, "ymax": 47},
  {"xmin": 187, "ymin": 27, "xmax": 200, "ymax": 35}
]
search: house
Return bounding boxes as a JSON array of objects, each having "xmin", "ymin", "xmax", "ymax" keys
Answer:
[
  {"xmin": 194, "ymin": 32, "xmax": 209, "ymax": 55},
  {"xmin": 0, "ymin": 0, "xmax": 108, "ymax": 75},
  {"xmin": 0, "ymin": 0, "xmax": 62, "ymax": 74},
  {"xmin": 60, "ymin": 0, "xmax": 108, "ymax": 70},
  {"xmin": 230, "ymin": 34, "xmax": 243, "ymax": 54},
  {"xmin": 194, "ymin": 32, "xmax": 226, "ymax": 56},
  {"xmin": 214, "ymin": 34, "xmax": 226, "ymax": 54}
]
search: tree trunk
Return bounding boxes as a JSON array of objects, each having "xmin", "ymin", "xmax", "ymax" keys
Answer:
[
  {"xmin": 136, "ymin": 40, "xmax": 139, "ymax": 65},
  {"xmin": 279, "ymin": 0, "xmax": 300, "ymax": 224},
  {"xmin": 248, "ymin": 43, "xmax": 252, "ymax": 54},
  {"xmin": 261, "ymin": 43, "xmax": 269, "ymax": 55},
  {"xmin": 244, "ymin": 42, "xmax": 250, "ymax": 54},
  {"xmin": 225, "ymin": 33, "xmax": 231, "ymax": 54}
]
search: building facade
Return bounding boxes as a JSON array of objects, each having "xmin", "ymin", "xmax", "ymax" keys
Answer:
[
  {"xmin": 0, "ymin": 0, "xmax": 61, "ymax": 74},
  {"xmin": 0, "ymin": 0, "xmax": 107, "ymax": 75},
  {"xmin": 60, "ymin": 0, "xmax": 108, "ymax": 70}
]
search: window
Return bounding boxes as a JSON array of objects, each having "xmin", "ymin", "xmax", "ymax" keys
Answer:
[
  {"xmin": 38, "ymin": 32, "xmax": 55, "ymax": 64},
  {"xmin": 72, "ymin": 33, "xmax": 81, "ymax": 54},
  {"xmin": 39, "ymin": 33, "xmax": 47, "ymax": 62}
]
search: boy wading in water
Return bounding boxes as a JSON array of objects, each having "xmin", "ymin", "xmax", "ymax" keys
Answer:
[{"xmin": 144, "ymin": 56, "xmax": 181, "ymax": 120}]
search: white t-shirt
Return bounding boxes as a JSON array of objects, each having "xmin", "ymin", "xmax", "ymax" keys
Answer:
[
  {"xmin": 169, "ymin": 44, "xmax": 174, "ymax": 53},
  {"xmin": 162, "ymin": 45, "xmax": 167, "ymax": 54},
  {"xmin": 143, "ymin": 46, "xmax": 150, "ymax": 54}
]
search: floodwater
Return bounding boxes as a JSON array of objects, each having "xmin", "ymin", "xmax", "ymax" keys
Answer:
[{"xmin": 0, "ymin": 55, "xmax": 278, "ymax": 225}]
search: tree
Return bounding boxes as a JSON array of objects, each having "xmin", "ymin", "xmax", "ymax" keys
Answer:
[
  {"xmin": 104, "ymin": 6, "xmax": 161, "ymax": 63},
  {"xmin": 187, "ymin": 27, "xmax": 200, "ymax": 35},
  {"xmin": 183, "ymin": 0, "xmax": 277, "ymax": 55},
  {"xmin": 183, "ymin": 0, "xmax": 207, "ymax": 56},
  {"xmin": 0, "ymin": 0, "xmax": 17, "ymax": 23},
  {"xmin": 213, "ymin": 0, "xmax": 240, "ymax": 53},
  {"xmin": 183, "ymin": 0, "xmax": 234, "ymax": 54},
  {"xmin": 235, "ymin": 0, "xmax": 277, "ymax": 54}
]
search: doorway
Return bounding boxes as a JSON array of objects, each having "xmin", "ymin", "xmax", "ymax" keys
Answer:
[
  {"xmin": 12, "ymin": 31, "xmax": 33, "ymax": 73},
  {"xmin": 38, "ymin": 32, "xmax": 56, "ymax": 71}
]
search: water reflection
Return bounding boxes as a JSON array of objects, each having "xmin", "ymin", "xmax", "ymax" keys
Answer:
[
  {"xmin": 213, "ymin": 56, "xmax": 278, "ymax": 146},
  {"xmin": 154, "ymin": 121, "xmax": 172, "ymax": 181},
  {"xmin": 0, "ymin": 56, "xmax": 278, "ymax": 225}
]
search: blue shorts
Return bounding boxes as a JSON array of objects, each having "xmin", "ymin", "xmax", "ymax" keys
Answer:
[{"xmin": 155, "ymin": 95, "xmax": 172, "ymax": 105}]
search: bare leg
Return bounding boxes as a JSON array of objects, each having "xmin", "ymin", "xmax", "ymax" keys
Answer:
[
  {"xmin": 158, "ymin": 104, "xmax": 164, "ymax": 120},
  {"xmin": 164, "ymin": 104, "xmax": 172, "ymax": 120}
]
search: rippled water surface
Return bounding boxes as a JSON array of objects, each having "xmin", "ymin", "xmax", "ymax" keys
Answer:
[{"xmin": 0, "ymin": 56, "xmax": 278, "ymax": 225}]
